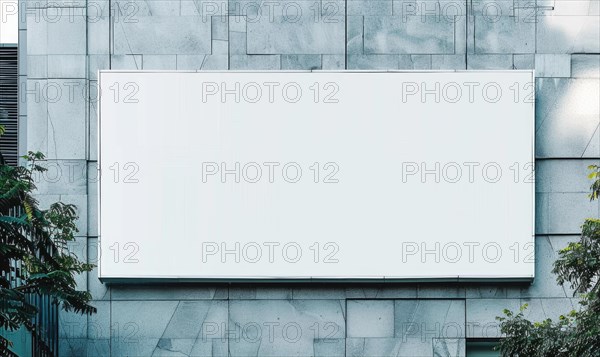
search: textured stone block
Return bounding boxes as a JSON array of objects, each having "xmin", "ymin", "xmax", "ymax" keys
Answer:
[
  {"xmin": 547, "ymin": 193, "xmax": 598, "ymax": 234},
  {"xmin": 347, "ymin": 300, "xmax": 394, "ymax": 337},
  {"xmin": 314, "ymin": 339, "xmax": 345, "ymax": 357},
  {"xmin": 395, "ymin": 300, "xmax": 465, "ymax": 340},
  {"xmin": 348, "ymin": 0, "xmax": 392, "ymax": 15},
  {"xmin": 535, "ymin": 54, "xmax": 571, "ymax": 77},
  {"xmin": 571, "ymin": 54, "xmax": 600, "ymax": 78},
  {"xmin": 322, "ymin": 54, "xmax": 345, "ymax": 69},
  {"xmin": 345, "ymin": 286, "xmax": 418, "ymax": 299},
  {"xmin": 346, "ymin": 15, "xmax": 364, "ymax": 55},
  {"xmin": 364, "ymin": 16, "xmax": 455, "ymax": 54},
  {"xmin": 512, "ymin": 236, "xmax": 578, "ymax": 298},
  {"xmin": 32, "ymin": 159, "xmax": 87, "ymax": 195},
  {"xmin": 393, "ymin": 0, "xmax": 467, "ymax": 17},
  {"xmin": 46, "ymin": 79, "xmax": 87, "ymax": 159},
  {"xmin": 541, "ymin": 0, "xmax": 600, "ymax": 16},
  {"xmin": 111, "ymin": 286, "xmax": 228, "ymax": 300},
  {"xmin": 113, "ymin": 0, "xmax": 180, "ymax": 16},
  {"xmin": 229, "ymin": 300, "xmax": 345, "ymax": 357},
  {"xmin": 466, "ymin": 54, "xmax": 513, "ymax": 69},
  {"xmin": 536, "ymin": 79, "xmax": 600, "ymax": 158},
  {"xmin": 59, "ymin": 308, "xmax": 87, "ymax": 339},
  {"xmin": 513, "ymin": 54, "xmax": 535, "ymax": 70},
  {"xmin": 25, "ymin": 80, "xmax": 49, "ymax": 153},
  {"xmin": 247, "ymin": 17, "xmax": 345, "ymax": 54},
  {"xmin": 88, "ymin": 301, "xmax": 110, "ymax": 339},
  {"xmin": 535, "ymin": 159, "xmax": 595, "ymax": 194},
  {"xmin": 212, "ymin": 15, "xmax": 228, "ymax": 40},
  {"xmin": 87, "ymin": 162, "xmax": 99, "ymax": 236},
  {"xmin": 142, "ymin": 55, "xmax": 177, "ymax": 69},
  {"xmin": 474, "ymin": 16, "xmax": 535, "ymax": 53},
  {"xmin": 26, "ymin": 13, "xmax": 48, "ymax": 54},
  {"xmin": 410, "ymin": 54, "xmax": 432, "ymax": 69},
  {"xmin": 541, "ymin": 193, "xmax": 597, "ymax": 236},
  {"xmin": 87, "ymin": 2, "xmax": 110, "ymax": 54},
  {"xmin": 521, "ymin": 298, "xmax": 578, "ymax": 322},
  {"xmin": 176, "ymin": 55, "xmax": 209, "ymax": 70},
  {"xmin": 229, "ymin": 15, "xmax": 247, "ymax": 32},
  {"xmin": 114, "ymin": 16, "xmax": 212, "ymax": 55},
  {"xmin": 27, "ymin": 55, "xmax": 48, "ymax": 78},
  {"xmin": 433, "ymin": 338, "xmax": 466, "ymax": 357},
  {"xmin": 46, "ymin": 10, "xmax": 87, "ymax": 55},
  {"xmin": 88, "ymin": 56, "xmax": 109, "ymax": 81},
  {"xmin": 347, "ymin": 336, "xmax": 464, "ymax": 357},
  {"xmin": 417, "ymin": 285, "xmax": 466, "ymax": 298},
  {"xmin": 292, "ymin": 287, "xmax": 347, "ymax": 299},
  {"xmin": 229, "ymin": 31, "xmax": 247, "ymax": 55},
  {"xmin": 47, "ymin": 55, "xmax": 86, "ymax": 78},
  {"xmin": 88, "ymin": 241, "xmax": 110, "ymax": 300},
  {"xmin": 466, "ymin": 299, "xmax": 520, "ymax": 338},
  {"xmin": 111, "ymin": 300, "xmax": 228, "ymax": 356},
  {"xmin": 180, "ymin": 0, "xmax": 228, "ymax": 17},
  {"xmin": 210, "ymin": 38, "xmax": 227, "ymax": 54},
  {"xmin": 229, "ymin": 286, "xmax": 292, "ymax": 299},
  {"xmin": 110, "ymin": 55, "xmax": 143, "ymax": 69},
  {"xmin": 230, "ymin": 55, "xmax": 281, "ymax": 69},
  {"xmin": 59, "ymin": 338, "xmax": 88, "ymax": 357},
  {"xmin": 347, "ymin": 54, "xmax": 398, "ymax": 69},
  {"xmin": 281, "ymin": 54, "xmax": 322, "ymax": 70},
  {"xmin": 537, "ymin": 16, "xmax": 600, "ymax": 53},
  {"xmin": 432, "ymin": 54, "xmax": 466, "ymax": 70},
  {"xmin": 465, "ymin": 285, "xmax": 509, "ymax": 299}
]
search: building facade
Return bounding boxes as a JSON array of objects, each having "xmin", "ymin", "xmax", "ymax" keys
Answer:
[{"xmin": 14, "ymin": 0, "xmax": 600, "ymax": 356}]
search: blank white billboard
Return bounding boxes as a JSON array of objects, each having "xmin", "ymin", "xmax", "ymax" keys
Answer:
[{"xmin": 99, "ymin": 71, "xmax": 534, "ymax": 281}]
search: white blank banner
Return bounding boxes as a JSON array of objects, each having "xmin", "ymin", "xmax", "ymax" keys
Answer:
[{"xmin": 99, "ymin": 71, "xmax": 535, "ymax": 281}]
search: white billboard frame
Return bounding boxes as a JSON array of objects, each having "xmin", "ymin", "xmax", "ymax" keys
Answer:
[{"xmin": 98, "ymin": 70, "xmax": 536, "ymax": 283}]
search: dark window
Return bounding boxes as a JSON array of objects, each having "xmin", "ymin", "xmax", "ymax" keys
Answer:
[
  {"xmin": 0, "ymin": 46, "xmax": 18, "ymax": 166},
  {"xmin": 467, "ymin": 340, "xmax": 500, "ymax": 357}
]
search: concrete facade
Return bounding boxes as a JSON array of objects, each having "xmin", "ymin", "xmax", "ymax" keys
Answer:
[{"xmin": 16, "ymin": 0, "xmax": 600, "ymax": 356}]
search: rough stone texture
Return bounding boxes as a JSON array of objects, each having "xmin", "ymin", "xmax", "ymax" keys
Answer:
[{"xmin": 16, "ymin": 0, "xmax": 600, "ymax": 355}]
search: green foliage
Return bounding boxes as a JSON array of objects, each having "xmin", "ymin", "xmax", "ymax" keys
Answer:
[
  {"xmin": 0, "ymin": 151, "xmax": 96, "ymax": 354},
  {"xmin": 497, "ymin": 166, "xmax": 600, "ymax": 357}
]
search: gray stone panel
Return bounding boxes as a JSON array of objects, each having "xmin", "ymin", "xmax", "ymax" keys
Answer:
[
  {"xmin": 347, "ymin": 300, "xmax": 394, "ymax": 337},
  {"xmin": 47, "ymin": 55, "xmax": 86, "ymax": 78},
  {"xmin": 46, "ymin": 79, "xmax": 87, "ymax": 159},
  {"xmin": 111, "ymin": 286, "xmax": 228, "ymax": 300},
  {"xmin": 246, "ymin": 17, "xmax": 345, "ymax": 55},
  {"xmin": 535, "ymin": 54, "xmax": 571, "ymax": 78},
  {"xmin": 322, "ymin": 54, "xmax": 345, "ymax": 69},
  {"xmin": 394, "ymin": 300, "xmax": 465, "ymax": 343},
  {"xmin": 466, "ymin": 299, "xmax": 520, "ymax": 338},
  {"xmin": 348, "ymin": 0, "xmax": 392, "ymax": 15},
  {"xmin": 537, "ymin": 16, "xmax": 600, "ymax": 53},
  {"xmin": 466, "ymin": 54, "xmax": 513, "ymax": 69},
  {"xmin": 536, "ymin": 159, "xmax": 596, "ymax": 194},
  {"xmin": 281, "ymin": 54, "xmax": 322, "ymax": 70},
  {"xmin": 142, "ymin": 55, "xmax": 177, "ymax": 70},
  {"xmin": 474, "ymin": 16, "xmax": 535, "ymax": 54},
  {"xmin": 347, "ymin": 54, "xmax": 399, "ymax": 69},
  {"xmin": 228, "ymin": 300, "xmax": 345, "ymax": 357},
  {"xmin": 230, "ymin": 55, "xmax": 281, "ymax": 69},
  {"xmin": 535, "ymin": 78, "xmax": 600, "ymax": 158},
  {"xmin": 512, "ymin": 236, "xmax": 578, "ymax": 298},
  {"xmin": 364, "ymin": 16, "xmax": 455, "ymax": 54},
  {"xmin": 572, "ymin": 54, "xmax": 600, "ymax": 78},
  {"xmin": 110, "ymin": 300, "xmax": 228, "ymax": 356},
  {"xmin": 113, "ymin": 16, "xmax": 212, "ymax": 55}
]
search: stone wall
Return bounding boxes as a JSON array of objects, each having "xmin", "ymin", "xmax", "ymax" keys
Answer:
[{"xmin": 17, "ymin": 0, "xmax": 600, "ymax": 356}]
